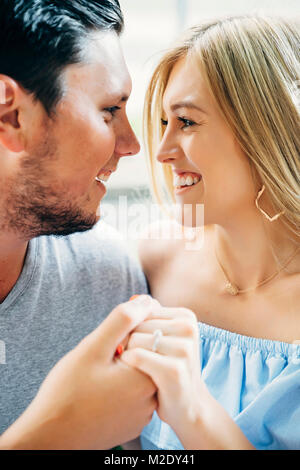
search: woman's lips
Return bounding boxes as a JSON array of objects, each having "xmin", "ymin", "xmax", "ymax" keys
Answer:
[
  {"xmin": 174, "ymin": 180, "xmax": 202, "ymax": 195},
  {"xmin": 172, "ymin": 170, "xmax": 203, "ymax": 195},
  {"xmin": 173, "ymin": 170, "xmax": 202, "ymax": 177}
]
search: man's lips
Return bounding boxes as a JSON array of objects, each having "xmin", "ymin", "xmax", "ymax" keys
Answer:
[{"xmin": 95, "ymin": 168, "xmax": 116, "ymax": 183}]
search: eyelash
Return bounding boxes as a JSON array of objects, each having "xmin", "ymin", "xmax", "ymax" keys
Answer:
[
  {"xmin": 104, "ymin": 106, "xmax": 121, "ymax": 117},
  {"xmin": 161, "ymin": 117, "xmax": 197, "ymax": 129}
]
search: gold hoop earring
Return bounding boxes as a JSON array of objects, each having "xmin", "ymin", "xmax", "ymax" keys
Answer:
[{"xmin": 255, "ymin": 185, "xmax": 285, "ymax": 222}]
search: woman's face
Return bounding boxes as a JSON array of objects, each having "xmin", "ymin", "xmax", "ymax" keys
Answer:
[{"xmin": 157, "ymin": 56, "xmax": 257, "ymax": 227}]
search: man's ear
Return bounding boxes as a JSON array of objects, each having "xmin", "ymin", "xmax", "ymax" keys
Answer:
[{"xmin": 0, "ymin": 76, "xmax": 26, "ymax": 153}]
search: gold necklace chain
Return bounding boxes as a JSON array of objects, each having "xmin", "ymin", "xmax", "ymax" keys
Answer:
[{"xmin": 214, "ymin": 244, "xmax": 300, "ymax": 296}]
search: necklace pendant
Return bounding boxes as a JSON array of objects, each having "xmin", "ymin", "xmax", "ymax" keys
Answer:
[{"xmin": 225, "ymin": 282, "xmax": 239, "ymax": 296}]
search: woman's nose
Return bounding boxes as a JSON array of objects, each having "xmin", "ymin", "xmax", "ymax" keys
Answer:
[{"xmin": 156, "ymin": 136, "xmax": 181, "ymax": 164}]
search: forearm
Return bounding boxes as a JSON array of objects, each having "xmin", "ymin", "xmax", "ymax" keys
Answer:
[
  {"xmin": 178, "ymin": 384, "xmax": 255, "ymax": 450},
  {"xmin": 0, "ymin": 407, "xmax": 63, "ymax": 450},
  {"xmin": 0, "ymin": 399, "xmax": 77, "ymax": 450}
]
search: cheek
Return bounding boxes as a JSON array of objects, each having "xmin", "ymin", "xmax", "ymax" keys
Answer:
[
  {"xmin": 81, "ymin": 121, "xmax": 115, "ymax": 168},
  {"xmin": 183, "ymin": 130, "xmax": 217, "ymax": 174},
  {"xmin": 75, "ymin": 114, "xmax": 115, "ymax": 157},
  {"xmin": 208, "ymin": 144, "xmax": 254, "ymax": 207},
  {"xmin": 57, "ymin": 117, "xmax": 115, "ymax": 182},
  {"xmin": 185, "ymin": 129, "xmax": 254, "ymax": 203}
]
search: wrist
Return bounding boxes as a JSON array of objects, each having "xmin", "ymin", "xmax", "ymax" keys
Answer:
[
  {"xmin": 175, "ymin": 402, "xmax": 206, "ymax": 450},
  {"xmin": 169, "ymin": 383, "xmax": 207, "ymax": 449},
  {"xmin": 176, "ymin": 383, "xmax": 254, "ymax": 450}
]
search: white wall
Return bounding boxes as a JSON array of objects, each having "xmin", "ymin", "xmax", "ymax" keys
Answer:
[{"xmin": 106, "ymin": 0, "xmax": 299, "ymax": 191}]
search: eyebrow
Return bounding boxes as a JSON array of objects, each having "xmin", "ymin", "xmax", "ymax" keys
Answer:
[
  {"xmin": 113, "ymin": 94, "xmax": 130, "ymax": 104},
  {"xmin": 102, "ymin": 93, "xmax": 129, "ymax": 108},
  {"xmin": 170, "ymin": 101, "xmax": 207, "ymax": 114},
  {"xmin": 119, "ymin": 95, "xmax": 129, "ymax": 103}
]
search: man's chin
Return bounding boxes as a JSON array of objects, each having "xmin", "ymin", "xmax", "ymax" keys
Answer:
[
  {"xmin": 27, "ymin": 213, "xmax": 99, "ymax": 239},
  {"xmin": 51, "ymin": 218, "xmax": 99, "ymax": 237}
]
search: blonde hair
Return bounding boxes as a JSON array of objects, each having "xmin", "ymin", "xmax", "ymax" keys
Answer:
[{"xmin": 144, "ymin": 15, "xmax": 300, "ymax": 244}]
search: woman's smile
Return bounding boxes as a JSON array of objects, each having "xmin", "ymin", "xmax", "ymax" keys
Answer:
[{"xmin": 173, "ymin": 171, "xmax": 203, "ymax": 195}]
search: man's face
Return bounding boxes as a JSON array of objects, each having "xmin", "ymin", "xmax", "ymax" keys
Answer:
[{"xmin": 1, "ymin": 31, "xmax": 140, "ymax": 239}]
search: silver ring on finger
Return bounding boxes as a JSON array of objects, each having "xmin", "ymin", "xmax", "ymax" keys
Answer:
[{"xmin": 152, "ymin": 329, "xmax": 163, "ymax": 352}]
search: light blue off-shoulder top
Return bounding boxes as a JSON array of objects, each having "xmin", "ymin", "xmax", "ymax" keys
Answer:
[{"xmin": 141, "ymin": 322, "xmax": 300, "ymax": 450}]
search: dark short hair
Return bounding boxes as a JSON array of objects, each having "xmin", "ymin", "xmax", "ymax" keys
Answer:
[{"xmin": 0, "ymin": 0, "xmax": 124, "ymax": 114}]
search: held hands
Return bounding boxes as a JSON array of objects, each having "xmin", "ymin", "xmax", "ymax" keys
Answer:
[
  {"xmin": 120, "ymin": 300, "xmax": 203, "ymax": 436},
  {"xmin": 0, "ymin": 293, "xmax": 250, "ymax": 451},
  {"xmin": 0, "ymin": 293, "xmax": 203, "ymax": 450},
  {"xmin": 118, "ymin": 296, "xmax": 254, "ymax": 451},
  {"xmin": 0, "ymin": 295, "xmax": 161, "ymax": 450}
]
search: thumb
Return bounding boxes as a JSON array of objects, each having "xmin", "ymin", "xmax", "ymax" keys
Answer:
[{"xmin": 86, "ymin": 295, "xmax": 161, "ymax": 360}]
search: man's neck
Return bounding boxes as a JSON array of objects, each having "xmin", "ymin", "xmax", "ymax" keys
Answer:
[{"xmin": 0, "ymin": 236, "xmax": 29, "ymax": 303}]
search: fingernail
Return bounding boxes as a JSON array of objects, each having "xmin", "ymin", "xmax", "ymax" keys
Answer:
[
  {"xmin": 114, "ymin": 344, "xmax": 124, "ymax": 358},
  {"xmin": 129, "ymin": 295, "xmax": 153, "ymax": 306},
  {"xmin": 130, "ymin": 295, "xmax": 141, "ymax": 301}
]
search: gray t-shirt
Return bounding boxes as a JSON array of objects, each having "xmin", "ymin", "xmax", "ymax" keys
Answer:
[{"xmin": 0, "ymin": 221, "xmax": 148, "ymax": 434}]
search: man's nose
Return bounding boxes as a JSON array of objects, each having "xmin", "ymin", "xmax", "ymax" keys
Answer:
[{"xmin": 115, "ymin": 120, "xmax": 141, "ymax": 158}]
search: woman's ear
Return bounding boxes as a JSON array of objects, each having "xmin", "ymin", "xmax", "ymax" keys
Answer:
[{"xmin": 0, "ymin": 76, "xmax": 25, "ymax": 153}]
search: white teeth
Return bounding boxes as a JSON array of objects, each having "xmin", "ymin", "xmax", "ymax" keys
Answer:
[
  {"xmin": 95, "ymin": 172, "xmax": 110, "ymax": 183},
  {"xmin": 173, "ymin": 173, "xmax": 201, "ymax": 187},
  {"xmin": 174, "ymin": 175, "xmax": 181, "ymax": 186}
]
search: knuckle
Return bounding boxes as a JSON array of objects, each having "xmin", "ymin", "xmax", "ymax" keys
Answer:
[
  {"xmin": 177, "ymin": 346, "xmax": 187, "ymax": 357},
  {"xmin": 116, "ymin": 304, "xmax": 135, "ymax": 328},
  {"xmin": 177, "ymin": 341, "xmax": 193, "ymax": 359},
  {"xmin": 186, "ymin": 324, "xmax": 195, "ymax": 337},
  {"xmin": 178, "ymin": 321, "xmax": 196, "ymax": 337}
]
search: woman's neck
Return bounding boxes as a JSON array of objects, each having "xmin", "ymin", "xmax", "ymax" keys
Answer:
[{"xmin": 212, "ymin": 212, "xmax": 299, "ymax": 293}]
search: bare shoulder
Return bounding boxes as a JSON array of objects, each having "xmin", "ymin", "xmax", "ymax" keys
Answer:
[
  {"xmin": 137, "ymin": 218, "xmax": 185, "ymax": 274},
  {"xmin": 138, "ymin": 219, "xmax": 212, "ymax": 276}
]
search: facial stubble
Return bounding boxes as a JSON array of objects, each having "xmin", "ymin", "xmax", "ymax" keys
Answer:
[{"xmin": 1, "ymin": 127, "xmax": 98, "ymax": 240}]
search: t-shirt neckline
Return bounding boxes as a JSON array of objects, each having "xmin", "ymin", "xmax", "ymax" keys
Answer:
[{"xmin": 0, "ymin": 237, "xmax": 39, "ymax": 314}]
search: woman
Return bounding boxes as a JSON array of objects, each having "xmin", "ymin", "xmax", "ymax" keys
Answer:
[{"xmin": 121, "ymin": 15, "xmax": 300, "ymax": 450}]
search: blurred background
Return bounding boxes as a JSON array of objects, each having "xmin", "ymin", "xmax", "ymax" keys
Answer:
[{"xmin": 101, "ymin": 0, "xmax": 300, "ymax": 256}]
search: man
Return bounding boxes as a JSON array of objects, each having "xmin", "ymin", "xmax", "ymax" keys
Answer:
[{"xmin": 0, "ymin": 0, "xmax": 156, "ymax": 449}]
